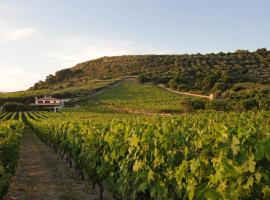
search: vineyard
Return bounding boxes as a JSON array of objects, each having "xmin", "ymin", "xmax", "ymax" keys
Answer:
[
  {"xmin": 70, "ymin": 81, "xmax": 195, "ymax": 114},
  {"xmin": 1, "ymin": 110, "xmax": 267, "ymax": 199},
  {"xmin": 0, "ymin": 110, "xmax": 269, "ymax": 199},
  {"xmin": 1, "ymin": 1, "xmax": 270, "ymax": 199},
  {"xmin": 0, "ymin": 112, "xmax": 24, "ymax": 198},
  {"xmin": 90, "ymin": 81, "xmax": 187, "ymax": 113}
]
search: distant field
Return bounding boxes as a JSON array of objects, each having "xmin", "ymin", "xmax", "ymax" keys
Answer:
[{"xmin": 77, "ymin": 81, "xmax": 196, "ymax": 113}]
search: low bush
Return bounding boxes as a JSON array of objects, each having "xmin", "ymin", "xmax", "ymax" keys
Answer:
[
  {"xmin": 205, "ymin": 99, "xmax": 231, "ymax": 111},
  {"xmin": 2, "ymin": 102, "xmax": 37, "ymax": 112},
  {"xmin": 181, "ymin": 98, "xmax": 206, "ymax": 112}
]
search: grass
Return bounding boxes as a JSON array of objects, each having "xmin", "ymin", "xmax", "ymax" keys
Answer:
[{"xmin": 77, "ymin": 80, "xmax": 197, "ymax": 113}]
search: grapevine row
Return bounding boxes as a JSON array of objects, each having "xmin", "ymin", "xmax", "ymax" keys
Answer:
[
  {"xmin": 26, "ymin": 111, "xmax": 270, "ymax": 199},
  {"xmin": 0, "ymin": 113, "xmax": 24, "ymax": 198}
]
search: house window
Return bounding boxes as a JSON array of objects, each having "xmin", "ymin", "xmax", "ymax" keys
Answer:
[
  {"xmin": 37, "ymin": 101, "xmax": 43, "ymax": 104},
  {"xmin": 45, "ymin": 101, "xmax": 50, "ymax": 103}
]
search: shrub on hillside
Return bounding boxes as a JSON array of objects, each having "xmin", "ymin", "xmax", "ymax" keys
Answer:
[
  {"xmin": 240, "ymin": 98, "xmax": 259, "ymax": 110},
  {"xmin": 181, "ymin": 98, "xmax": 206, "ymax": 112},
  {"xmin": 168, "ymin": 79, "xmax": 178, "ymax": 89},
  {"xmin": 205, "ymin": 99, "xmax": 231, "ymax": 111},
  {"xmin": 201, "ymin": 75, "xmax": 217, "ymax": 90},
  {"xmin": 211, "ymin": 82, "xmax": 229, "ymax": 92},
  {"xmin": 138, "ymin": 74, "xmax": 148, "ymax": 83},
  {"xmin": 258, "ymin": 97, "xmax": 270, "ymax": 110},
  {"xmin": 2, "ymin": 102, "xmax": 37, "ymax": 112}
]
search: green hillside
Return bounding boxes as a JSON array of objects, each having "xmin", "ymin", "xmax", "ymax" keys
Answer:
[
  {"xmin": 31, "ymin": 48, "xmax": 270, "ymax": 93},
  {"xmin": 1, "ymin": 48, "xmax": 270, "ymax": 111},
  {"xmin": 0, "ymin": 79, "xmax": 119, "ymax": 105},
  {"xmin": 73, "ymin": 81, "xmax": 194, "ymax": 113}
]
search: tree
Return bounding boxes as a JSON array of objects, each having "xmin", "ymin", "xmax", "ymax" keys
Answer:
[
  {"xmin": 201, "ymin": 75, "xmax": 216, "ymax": 90},
  {"xmin": 181, "ymin": 98, "xmax": 205, "ymax": 112},
  {"xmin": 168, "ymin": 79, "xmax": 178, "ymax": 89},
  {"xmin": 45, "ymin": 74, "xmax": 55, "ymax": 84},
  {"xmin": 55, "ymin": 68, "xmax": 73, "ymax": 81}
]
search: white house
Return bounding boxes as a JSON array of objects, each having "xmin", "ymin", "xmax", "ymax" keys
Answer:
[{"xmin": 35, "ymin": 96, "xmax": 64, "ymax": 112}]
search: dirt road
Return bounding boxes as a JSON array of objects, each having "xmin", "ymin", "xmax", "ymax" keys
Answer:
[{"xmin": 4, "ymin": 127, "xmax": 101, "ymax": 200}]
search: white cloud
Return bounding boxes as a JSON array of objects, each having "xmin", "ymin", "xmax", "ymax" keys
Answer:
[
  {"xmin": 0, "ymin": 31, "xmax": 143, "ymax": 92},
  {"xmin": 0, "ymin": 4, "xmax": 15, "ymax": 13},
  {"xmin": 0, "ymin": 31, "xmax": 169, "ymax": 92},
  {"xmin": 0, "ymin": 66, "xmax": 39, "ymax": 92},
  {"xmin": 0, "ymin": 3, "xmax": 166, "ymax": 92},
  {"xmin": 45, "ymin": 36, "xmax": 137, "ymax": 67},
  {"xmin": 0, "ymin": 2, "xmax": 170, "ymax": 92},
  {"xmin": 0, "ymin": 27, "xmax": 37, "ymax": 41},
  {"xmin": 0, "ymin": 23, "xmax": 168, "ymax": 92}
]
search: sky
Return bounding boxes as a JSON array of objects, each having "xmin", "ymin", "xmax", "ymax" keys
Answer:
[{"xmin": 0, "ymin": 0, "xmax": 270, "ymax": 92}]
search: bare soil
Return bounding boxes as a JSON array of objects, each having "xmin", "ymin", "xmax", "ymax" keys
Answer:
[{"xmin": 4, "ymin": 127, "xmax": 102, "ymax": 200}]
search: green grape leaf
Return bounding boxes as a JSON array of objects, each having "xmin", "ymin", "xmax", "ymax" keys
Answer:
[
  {"xmin": 130, "ymin": 134, "xmax": 139, "ymax": 147},
  {"xmin": 147, "ymin": 169, "xmax": 154, "ymax": 182},
  {"xmin": 262, "ymin": 185, "xmax": 270, "ymax": 199},
  {"xmin": 187, "ymin": 178, "xmax": 195, "ymax": 200},
  {"xmin": 231, "ymin": 136, "xmax": 240, "ymax": 155},
  {"xmin": 248, "ymin": 154, "xmax": 256, "ymax": 173},
  {"xmin": 263, "ymin": 139, "xmax": 270, "ymax": 161},
  {"xmin": 235, "ymin": 149, "xmax": 248, "ymax": 165},
  {"xmin": 254, "ymin": 143, "xmax": 265, "ymax": 161},
  {"xmin": 255, "ymin": 171, "xmax": 262, "ymax": 183},
  {"xmin": 138, "ymin": 182, "xmax": 148, "ymax": 192},
  {"xmin": 133, "ymin": 160, "xmax": 143, "ymax": 172},
  {"xmin": 205, "ymin": 190, "xmax": 220, "ymax": 200},
  {"xmin": 243, "ymin": 175, "xmax": 254, "ymax": 189}
]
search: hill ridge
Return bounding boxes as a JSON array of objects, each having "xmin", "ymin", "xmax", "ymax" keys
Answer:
[{"xmin": 31, "ymin": 48, "xmax": 270, "ymax": 92}]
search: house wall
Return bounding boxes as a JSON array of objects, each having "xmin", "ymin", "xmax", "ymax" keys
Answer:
[{"xmin": 35, "ymin": 99, "xmax": 61, "ymax": 105}]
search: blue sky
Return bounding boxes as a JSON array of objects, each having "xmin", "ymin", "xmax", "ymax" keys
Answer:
[{"xmin": 0, "ymin": 0, "xmax": 269, "ymax": 91}]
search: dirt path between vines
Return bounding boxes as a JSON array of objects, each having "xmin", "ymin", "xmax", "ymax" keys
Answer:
[{"xmin": 4, "ymin": 127, "xmax": 109, "ymax": 200}]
